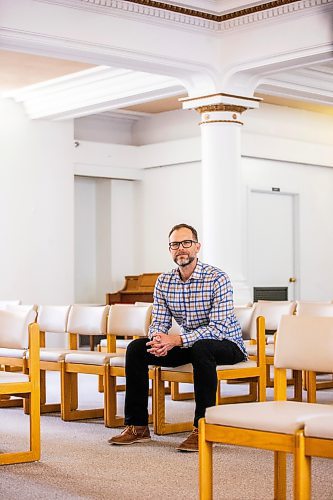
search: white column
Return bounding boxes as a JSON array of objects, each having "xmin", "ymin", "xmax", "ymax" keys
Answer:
[{"xmin": 182, "ymin": 95, "xmax": 261, "ymax": 303}]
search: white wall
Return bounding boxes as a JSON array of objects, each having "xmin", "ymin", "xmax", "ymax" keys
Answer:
[
  {"xmin": 0, "ymin": 98, "xmax": 74, "ymax": 305},
  {"xmin": 74, "ymin": 176, "xmax": 97, "ymax": 303},
  {"xmin": 74, "ymin": 176, "xmax": 139, "ymax": 302},
  {"xmin": 243, "ymin": 158, "xmax": 333, "ymax": 301},
  {"xmin": 138, "ymin": 162, "xmax": 202, "ymax": 273},
  {"xmin": 75, "ymin": 115, "xmax": 134, "ymax": 145},
  {"xmin": 110, "ymin": 179, "xmax": 140, "ymax": 292}
]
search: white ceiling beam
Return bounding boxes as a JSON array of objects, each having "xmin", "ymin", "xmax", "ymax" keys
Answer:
[{"xmin": 4, "ymin": 66, "xmax": 185, "ymax": 120}]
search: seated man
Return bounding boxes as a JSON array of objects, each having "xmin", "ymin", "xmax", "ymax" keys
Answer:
[{"xmin": 109, "ymin": 223, "xmax": 247, "ymax": 452}]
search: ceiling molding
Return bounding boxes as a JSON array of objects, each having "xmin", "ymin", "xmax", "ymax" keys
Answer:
[
  {"xmin": 3, "ymin": 65, "xmax": 185, "ymax": 120},
  {"xmin": 125, "ymin": 0, "xmax": 301, "ymax": 20},
  {"xmin": 35, "ymin": 0, "xmax": 333, "ymax": 33}
]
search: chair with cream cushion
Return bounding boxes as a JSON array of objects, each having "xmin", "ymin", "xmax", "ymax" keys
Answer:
[
  {"xmin": 296, "ymin": 301, "xmax": 333, "ymax": 398},
  {"xmin": 105, "ymin": 303, "xmax": 153, "ymax": 427},
  {"xmin": 199, "ymin": 315, "xmax": 333, "ymax": 500},
  {"xmin": 98, "ymin": 301, "xmax": 153, "ymax": 354},
  {"xmin": 246, "ymin": 301, "xmax": 298, "ymax": 392},
  {"xmin": 0, "ymin": 306, "xmax": 37, "ymax": 408},
  {"xmin": 295, "ymin": 415, "xmax": 333, "ymax": 499},
  {"xmin": 60, "ymin": 304, "xmax": 114, "ymax": 424},
  {"xmin": 0, "ymin": 309, "xmax": 40, "ymax": 465},
  {"xmin": 25, "ymin": 305, "xmax": 73, "ymax": 414},
  {"xmin": 153, "ymin": 314, "xmax": 266, "ymax": 435}
]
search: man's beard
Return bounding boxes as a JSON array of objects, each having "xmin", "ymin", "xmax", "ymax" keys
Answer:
[{"xmin": 174, "ymin": 254, "xmax": 195, "ymax": 267}]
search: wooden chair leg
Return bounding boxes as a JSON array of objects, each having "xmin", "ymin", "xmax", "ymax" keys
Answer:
[
  {"xmin": 294, "ymin": 430, "xmax": 311, "ymax": 500},
  {"xmin": 171, "ymin": 381, "xmax": 194, "ymax": 401},
  {"xmin": 293, "ymin": 370, "xmax": 303, "ymax": 402},
  {"xmin": 274, "ymin": 451, "xmax": 287, "ymax": 500},
  {"xmin": 258, "ymin": 371, "xmax": 267, "ymax": 402},
  {"xmin": 61, "ymin": 362, "xmax": 71, "ymax": 420},
  {"xmin": 306, "ymin": 372, "xmax": 317, "ymax": 403},
  {"xmin": 105, "ymin": 372, "xmax": 124, "ymax": 427},
  {"xmin": 199, "ymin": 419, "xmax": 213, "ymax": 500},
  {"xmin": 153, "ymin": 367, "xmax": 166, "ymax": 435},
  {"xmin": 98, "ymin": 374, "xmax": 104, "ymax": 393}
]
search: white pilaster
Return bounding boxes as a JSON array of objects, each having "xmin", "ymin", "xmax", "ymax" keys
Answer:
[{"xmin": 182, "ymin": 94, "xmax": 261, "ymax": 303}]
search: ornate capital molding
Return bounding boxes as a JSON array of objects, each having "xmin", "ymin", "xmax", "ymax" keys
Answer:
[{"xmin": 195, "ymin": 104, "xmax": 247, "ymax": 114}]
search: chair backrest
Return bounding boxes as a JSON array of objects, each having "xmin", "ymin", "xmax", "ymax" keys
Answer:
[
  {"xmin": 296, "ymin": 301, "xmax": 333, "ymax": 317},
  {"xmin": 274, "ymin": 315, "xmax": 333, "ymax": 372},
  {"xmin": 67, "ymin": 305, "xmax": 109, "ymax": 335},
  {"xmin": 37, "ymin": 305, "xmax": 71, "ymax": 333},
  {"xmin": 107, "ymin": 304, "xmax": 152, "ymax": 337},
  {"xmin": 248, "ymin": 301, "xmax": 296, "ymax": 339},
  {"xmin": 234, "ymin": 305, "xmax": 255, "ymax": 340},
  {"xmin": 0, "ymin": 308, "xmax": 37, "ymax": 349}
]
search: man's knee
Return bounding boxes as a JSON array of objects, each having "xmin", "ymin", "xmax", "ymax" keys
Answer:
[{"xmin": 190, "ymin": 339, "xmax": 214, "ymax": 363}]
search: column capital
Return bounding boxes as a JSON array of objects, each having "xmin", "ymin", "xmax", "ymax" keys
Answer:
[{"xmin": 180, "ymin": 92, "xmax": 261, "ymax": 112}]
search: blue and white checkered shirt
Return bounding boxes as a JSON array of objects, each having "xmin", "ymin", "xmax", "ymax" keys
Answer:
[{"xmin": 148, "ymin": 260, "xmax": 247, "ymax": 358}]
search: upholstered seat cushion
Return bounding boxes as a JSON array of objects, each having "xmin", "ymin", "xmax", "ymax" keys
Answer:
[
  {"xmin": 25, "ymin": 348, "xmax": 77, "ymax": 362},
  {"xmin": 0, "ymin": 372, "xmax": 29, "ymax": 383},
  {"xmin": 246, "ymin": 344, "xmax": 274, "ymax": 357},
  {"xmin": 205, "ymin": 401, "xmax": 333, "ymax": 434},
  {"xmin": 109, "ymin": 356, "xmax": 155, "ymax": 369},
  {"xmin": 0, "ymin": 348, "xmax": 26, "ymax": 358},
  {"xmin": 304, "ymin": 415, "xmax": 333, "ymax": 439},
  {"xmin": 64, "ymin": 352, "xmax": 119, "ymax": 365},
  {"xmin": 161, "ymin": 360, "xmax": 257, "ymax": 373}
]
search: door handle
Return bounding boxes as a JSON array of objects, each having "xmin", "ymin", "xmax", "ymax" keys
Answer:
[{"xmin": 289, "ymin": 277, "xmax": 296, "ymax": 283}]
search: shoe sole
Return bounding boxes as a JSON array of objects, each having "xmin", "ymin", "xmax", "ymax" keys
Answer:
[{"xmin": 109, "ymin": 437, "xmax": 151, "ymax": 445}]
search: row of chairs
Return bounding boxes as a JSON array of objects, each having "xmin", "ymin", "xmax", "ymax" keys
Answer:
[
  {"xmin": 2, "ymin": 299, "xmax": 333, "ymax": 432},
  {"xmin": 0, "ymin": 301, "xmax": 266, "ymax": 435},
  {"xmin": 0, "ymin": 303, "xmax": 154, "ymax": 428},
  {"xmin": 199, "ymin": 314, "xmax": 333, "ymax": 500},
  {"xmin": 1, "ymin": 299, "xmax": 332, "ymax": 477}
]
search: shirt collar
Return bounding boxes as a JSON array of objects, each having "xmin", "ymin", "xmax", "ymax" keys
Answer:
[{"xmin": 172, "ymin": 259, "xmax": 204, "ymax": 282}]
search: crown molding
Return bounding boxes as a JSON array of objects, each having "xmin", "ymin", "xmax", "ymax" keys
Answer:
[
  {"xmin": 3, "ymin": 66, "xmax": 184, "ymax": 120},
  {"xmin": 35, "ymin": 0, "xmax": 333, "ymax": 33},
  {"xmin": 258, "ymin": 64, "xmax": 333, "ymax": 105}
]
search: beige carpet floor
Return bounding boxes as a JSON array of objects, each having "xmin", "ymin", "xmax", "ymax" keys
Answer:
[{"xmin": 0, "ymin": 373, "xmax": 333, "ymax": 499}]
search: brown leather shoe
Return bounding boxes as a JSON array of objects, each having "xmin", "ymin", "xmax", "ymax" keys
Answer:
[
  {"xmin": 108, "ymin": 425, "xmax": 151, "ymax": 445},
  {"xmin": 177, "ymin": 427, "xmax": 199, "ymax": 452}
]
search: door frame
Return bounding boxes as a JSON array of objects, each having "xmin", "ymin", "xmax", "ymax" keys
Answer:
[{"xmin": 246, "ymin": 186, "xmax": 300, "ymax": 301}]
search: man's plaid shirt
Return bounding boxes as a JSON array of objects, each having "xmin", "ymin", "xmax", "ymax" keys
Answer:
[{"xmin": 148, "ymin": 260, "xmax": 247, "ymax": 358}]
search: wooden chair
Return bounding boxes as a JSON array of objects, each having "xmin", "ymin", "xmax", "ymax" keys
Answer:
[
  {"xmin": 296, "ymin": 300, "xmax": 333, "ymax": 397},
  {"xmin": 25, "ymin": 305, "xmax": 73, "ymax": 414},
  {"xmin": 0, "ymin": 305, "xmax": 37, "ymax": 408},
  {"xmin": 105, "ymin": 303, "xmax": 154, "ymax": 427},
  {"xmin": 0, "ymin": 309, "xmax": 40, "ymax": 465},
  {"xmin": 60, "ymin": 304, "xmax": 112, "ymax": 423},
  {"xmin": 295, "ymin": 415, "xmax": 333, "ymax": 500},
  {"xmin": 246, "ymin": 300, "xmax": 298, "ymax": 393},
  {"xmin": 199, "ymin": 315, "xmax": 333, "ymax": 500},
  {"xmin": 153, "ymin": 314, "xmax": 266, "ymax": 435}
]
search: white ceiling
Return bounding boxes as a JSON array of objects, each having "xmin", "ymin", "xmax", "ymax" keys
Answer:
[{"xmin": 1, "ymin": 1, "xmax": 332, "ymax": 119}]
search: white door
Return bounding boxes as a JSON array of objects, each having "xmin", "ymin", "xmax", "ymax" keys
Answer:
[{"xmin": 248, "ymin": 190, "xmax": 298, "ymax": 301}]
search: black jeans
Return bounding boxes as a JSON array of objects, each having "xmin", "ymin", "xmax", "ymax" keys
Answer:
[{"xmin": 124, "ymin": 337, "xmax": 244, "ymax": 428}]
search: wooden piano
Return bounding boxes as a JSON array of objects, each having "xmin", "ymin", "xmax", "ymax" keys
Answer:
[{"xmin": 106, "ymin": 273, "xmax": 161, "ymax": 305}]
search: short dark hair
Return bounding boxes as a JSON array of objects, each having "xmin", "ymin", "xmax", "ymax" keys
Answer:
[{"xmin": 168, "ymin": 223, "xmax": 198, "ymax": 242}]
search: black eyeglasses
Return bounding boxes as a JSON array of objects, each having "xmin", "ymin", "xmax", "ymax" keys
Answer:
[{"xmin": 169, "ymin": 240, "xmax": 198, "ymax": 250}]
